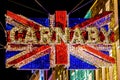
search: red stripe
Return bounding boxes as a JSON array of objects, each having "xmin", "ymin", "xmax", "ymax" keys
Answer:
[
  {"xmin": 71, "ymin": 11, "xmax": 112, "ymax": 30},
  {"xmin": 7, "ymin": 10, "xmax": 40, "ymax": 29},
  {"xmin": 82, "ymin": 45, "xmax": 115, "ymax": 63},
  {"xmin": 8, "ymin": 45, "xmax": 51, "ymax": 64},
  {"xmin": 55, "ymin": 11, "xmax": 68, "ymax": 65},
  {"xmin": 55, "ymin": 11, "xmax": 67, "ymax": 29}
]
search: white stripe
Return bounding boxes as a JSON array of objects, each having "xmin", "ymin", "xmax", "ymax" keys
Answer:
[
  {"xmin": 6, "ymin": 50, "xmax": 30, "ymax": 64},
  {"xmin": 14, "ymin": 47, "xmax": 51, "ymax": 68},
  {"xmin": 70, "ymin": 46, "xmax": 112, "ymax": 67}
]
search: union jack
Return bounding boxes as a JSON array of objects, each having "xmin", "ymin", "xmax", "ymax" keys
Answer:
[{"xmin": 5, "ymin": 10, "xmax": 115, "ymax": 69}]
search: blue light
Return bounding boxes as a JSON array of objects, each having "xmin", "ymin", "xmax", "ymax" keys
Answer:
[
  {"xmin": 100, "ymin": 50, "xmax": 109, "ymax": 55},
  {"xmin": 6, "ymin": 51, "xmax": 22, "ymax": 59},
  {"xmin": 20, "ymin": 54, "xmax": 50, "ymax": 69},
  {"xmin": 69, "ymin": 54, "xmax": 96, "ymax": 69},
  {"xmin": 102, "ymin": 25, "xmax": 109, "ymax": 31},
  {"xmin": 6, "ymin": 24, "xmax": 14, "ymax": 30},
  {"xmin": 69, "ymin": 18, "xmax": 87, "ymax": 28},
  {"xmin": 30, "ymin": 18, "xmax": 49, "ymax": 27}
]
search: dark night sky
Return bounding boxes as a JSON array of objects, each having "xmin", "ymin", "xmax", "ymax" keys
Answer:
[
  {"xmin": 6, "ymin": 0, "xmax": 95, "ymax": 17},
  {"xmin": 0, "ymin": 0, "xmax": 119, "ymax": 80}
]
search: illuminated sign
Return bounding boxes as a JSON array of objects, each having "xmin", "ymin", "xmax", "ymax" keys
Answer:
[
  {"xmin": 7, "ymin": 26, "xmax": 114, "ymax": 44},
  {"xmin": 5, "ymin": 10, "xmax": 115, "ymax": 69}
]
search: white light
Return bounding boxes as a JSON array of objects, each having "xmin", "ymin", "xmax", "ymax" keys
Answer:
[{"xmin": 71, "ymin": 72, "xmax": 75, "ymax": 76}]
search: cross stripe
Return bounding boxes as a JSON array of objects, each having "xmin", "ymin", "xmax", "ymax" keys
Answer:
[{"xmin": 7, "ymin": 46, "xmax": 51, "ymax": 67}]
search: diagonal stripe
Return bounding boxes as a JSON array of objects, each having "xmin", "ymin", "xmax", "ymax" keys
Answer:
[
  {"xmin": 81, "ymin": 45, "xmax": 115, "ymax": 63},
  {"xmin": 6, "ymin": 50, "xmax": 30, "ymax": 65},
  {"xmin": 71, "ymin": 11, "xmax": 112, "ymax": 29},
  {"xmin": 69, "ymin": 54, "xmax": 96, "ymax": 69},
  {"xmin": 6, "ymin": 10, "xmax": 44, "ymax": 29},
  {"xmin": 7, "ymin": 46, "xmax": 51, "ymax": 66},
  {"xmin": 14, "ymin": 48, "xmax": 50, "ymax": 68},
  {"xmin": 72, "ymin": 44, "xmax": 115, "ymax": 63},
  {"xmin": 70, "ymin": 46, "xmax": 112, "ymax": 67}
]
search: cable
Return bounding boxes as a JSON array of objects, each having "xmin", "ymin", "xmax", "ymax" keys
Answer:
[
  {"xmin": 0, "ymin": 43, "xmax": 5, "ymax": 47},
  {"xmin": 0, "ymin": 22, "xmax": 6, "ymax": 35},
  {"xmin": 69, "ymin": 0, "xmax": 93, "ymax": 15},
  {"xmin": 8, "ymin": 0, "xmax": 47, "ymax": 15},
  {"xmin": 0, "ymin": 48, "xmax": 6, "ymax": 50},
  {"xmin": 68, "ymin": 0, "xmax": 84, "ymax": 15},
  {"xmin": 0, "ymin": 42, "xmax": 6, "ymax": 49},
  {"xmin": 34, "ymin": 0, "xmax": 50, "ymax": 14},
  {"xmin": 0, "ymin": 22, "xmax": 6, "ymax": 48}
]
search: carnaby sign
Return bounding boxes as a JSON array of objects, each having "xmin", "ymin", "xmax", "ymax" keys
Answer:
[{"xmin": 5, "ymin": 10, "xmax": 115, "ymax": 69}]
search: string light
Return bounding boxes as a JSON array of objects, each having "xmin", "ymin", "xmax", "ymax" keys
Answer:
[
  {"xmin": 8, "ymin": 0, "xmax": 47, "ymax": 15},
  {"xmin": 34, "ymin": 0, "xmax": 50, "ymax": 14},
  {"xmin": 68, "ymin": 0, "xmax": 84, "ymax": 15},
  {"xmin": 69, "ymin": 0, "xmax": 93, "ymax": 15},
  {"xmin": 0, "ymin": 22, "xmax": 6, "ymax": 49}
]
